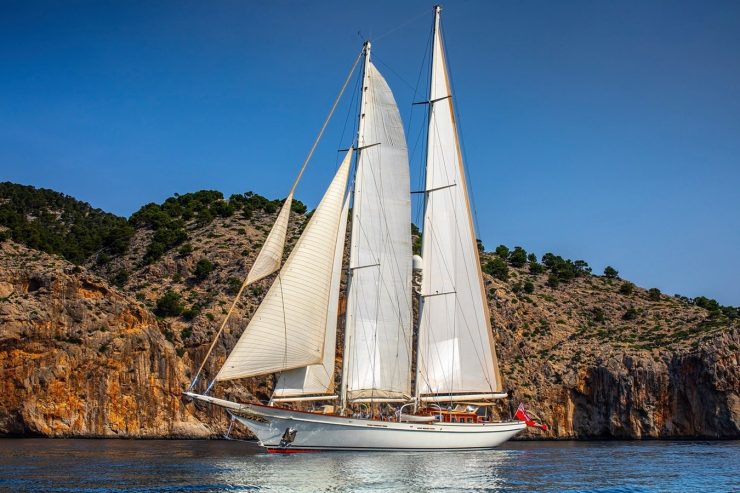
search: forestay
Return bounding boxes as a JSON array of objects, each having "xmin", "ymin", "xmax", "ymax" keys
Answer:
[
  {"xmin": 416, "ymin": 14, "xmax": 502, "ymax": 398},
  {"xmin": 272, "ymin": 193, "xmax": 350, "ymax": 398},
  {"xmin": 216, "ymin": 151, "xmax": 352, "ymax": 381},
  {"xmin": 344, "ymin": 59, "xmax": 413, "ymax": 401}
]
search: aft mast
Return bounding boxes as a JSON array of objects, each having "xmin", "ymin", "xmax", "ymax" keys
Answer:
[{"xmin": 415, "ymin": 5, "xmax": 506, "ymax": 404}]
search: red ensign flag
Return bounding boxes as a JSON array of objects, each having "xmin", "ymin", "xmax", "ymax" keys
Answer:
[{"xmin": 515, "ymin": 403, "xmax": 549, "ymax": 431}]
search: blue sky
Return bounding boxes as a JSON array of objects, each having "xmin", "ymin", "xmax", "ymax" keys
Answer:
[{"xmin": 1, "ymin": 1, "xmax": 739, "ymax": 305}]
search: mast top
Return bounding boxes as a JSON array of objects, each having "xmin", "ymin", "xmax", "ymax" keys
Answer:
[
  {"xmin": 434, "ymin": 4, "xmax": 442, "ymax": 14},
  {"xmin": 363, "ymin": 40, "xmax": 371, "ymax": 55}
]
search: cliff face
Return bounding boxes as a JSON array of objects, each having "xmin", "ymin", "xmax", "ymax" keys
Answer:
[
  {"xmin": 486, "ymin": 267, "xmax": 739, "ymax": 439},
  {"xmin": 0, "ymin": 185, "xmax": 737, "ymax": 439},
  {"xmin": 0, "ymin": 242, "xmax": 208, "ymax": 437}
]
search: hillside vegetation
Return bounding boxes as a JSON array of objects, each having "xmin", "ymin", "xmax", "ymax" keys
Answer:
[
  {"xmin": 0, "ymin": 182, "xmax": 132, "ymax": 264},
  {"xmin": 0, "ymin": 182, "xmax": 737, "ymax": 439}
]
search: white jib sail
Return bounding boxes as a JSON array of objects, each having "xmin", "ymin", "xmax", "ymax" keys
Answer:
[
  {"xmin": 245, "ymin": 193, "xmax": 294, "ymax": 285},
  {"xmin": 416, "ymin": 12, "xmax": 503, "ymax": 398},
  {"xmin": 272, "ymin": 193, "xmax": 350, "ymax": 398},
  {"xmin": 216, "ymin": 151, "xmax": 352, "ymax": 381},
  {"xmin": 344, "ymin": 60, "xmax": 413, "ymax": 401}
]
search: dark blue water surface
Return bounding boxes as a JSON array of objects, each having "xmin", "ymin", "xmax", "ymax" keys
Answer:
[{"xmin": 0, "ymin": 439, "xmax": 737, "ymax": 492}]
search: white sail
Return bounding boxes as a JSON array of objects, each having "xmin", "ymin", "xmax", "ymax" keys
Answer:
[
  {"xmin": 344, "ymin": 54, "xmax": 413, "ymax": 402},
  {"xmin": 245, "ymin": 193, "xmax": 294, "ymax": 285},
  {"xmin": 216, "ymin": 151, "xmax": 352, "ymax": 381},
  {"xmin": 272, "ymin": 193, "xmax": 350, "ymax": 398},
  {"xmin": 416, "ymin": 11, "xmax": 503, "ymax": 398}
]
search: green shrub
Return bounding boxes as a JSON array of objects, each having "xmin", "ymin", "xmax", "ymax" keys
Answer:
[
  {"xmin": 647, "ymin": 288, "xmax": 661, "ymax": 301},
  {"xmin": 541, "ymin": 253, "xmax": 588, "ymax": 284},
  {"xmin": 529, "ymin": 261, "xmax": 545, "ymax": 275},
  {"xmin": 411, "ymin": 224, "xmax": 422, "ymax": 255},
  {"xmin": 619, "ymin": 282, "xmax": 634, "ymax": 296},
  {"xmin": 483, "ymin": 257, "xmax": 509, "ymax": 281},
  {"xmin": 155, "ymin": 290, "xmax": 184, "ymax": 317},
  {"xmin": 182, "ymin": 304, "xmax": 201, "ymax": 321},
  {"xmin": 291, "ymin": 199, "xmax": 307, "ymax": 215},
  {"xmin": 494, "ymin": 245, "xmax": 510, "ymax": 259},
  {"xmin": 193, "ymin": 259, "xmax": 214, "ymax": 281},
  {"xmin": 573, "ymin": 260, "xmax": 591, "ymax": 274},
  {"xmin": 225, "ymin": 277, "xmax": 242, "ymax": 295},
  {"xmin": 111, "ymin": 270, "xmax": 129, "ymax": 288},
  {"xmin": 603, "ymin": 266, "xmax": 619, "ymax": 279},
  {"xmin": 523, "ymin": 280, "xmax": 535, "ymax": 294},
  {"xmin": 162, "ymin": 327, "xmax": 175, "ymax": 343},
  {"xmin": 179, "ymin": 243, "xmax": 194, "ymax": 256},
  {"xmin": 622, "ymin": 307, "xmax": 638, "ymax": 320},
  {"xmin": 508, "ymin": 246, "xmax": 528, "ymax": 267}
]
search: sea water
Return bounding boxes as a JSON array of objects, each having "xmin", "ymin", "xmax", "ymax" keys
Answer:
[{"xmin": 0, "ymin": 439, "xmax": 737, "ymax": 492}]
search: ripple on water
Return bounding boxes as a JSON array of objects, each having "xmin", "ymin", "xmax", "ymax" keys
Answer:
[{"xmin": 0, "ymin": 439, "xmax": 737, "ymax": 492}]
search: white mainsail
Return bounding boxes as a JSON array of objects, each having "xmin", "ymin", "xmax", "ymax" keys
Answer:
[
  {"xmin": 272, "ymin": 193, "xmax": 350, "ymax": 398},
  {"xmin": 216, "ymin": 150, "xmax": 352, "ymax": 381},
  {"xmin": 416, "ymin": 10, "xmax": 503, "ymax": 400},
  {"xmin": 343, "ymin": 50, "xmax": 413, "ymax": 402}
]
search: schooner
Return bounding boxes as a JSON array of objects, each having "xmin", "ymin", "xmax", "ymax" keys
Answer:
[{"xmin": 185, "ymin": 5, "xmax": 526, "ymax": 452}]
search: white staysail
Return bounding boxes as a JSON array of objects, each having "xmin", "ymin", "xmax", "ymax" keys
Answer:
[
  {"xmin": 272, "ymin": 193, "xmax": 350, "ymax": 398},
  {"xmin": 416, "ymin": 10, "xmax": 503, "ymax": 399},
  {"xmin": 245, "ymin": 193, "xmax": 294, "ymax": 285},
  {"xmin": 216, "ymin": 150, "xmax": 352, "ymax": 381},
  {"xmin": 344, "ymin": 50, "xmax": 413, "ymax": 402}
]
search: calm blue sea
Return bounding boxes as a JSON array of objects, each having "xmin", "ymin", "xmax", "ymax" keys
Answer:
[{"xmin": 0, "ymin": 439, "xmax": 737, "ymax": 492}]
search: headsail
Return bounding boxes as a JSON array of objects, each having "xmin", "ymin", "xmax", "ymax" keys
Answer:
[
  {"xmin": 416, "ymin": 7, "xmax": 503, "ymax": 400},
  {"xmin": 343, "ymin": 47, "xmax": 413, "ymax": 402},
  {"xmin": 272, "ymin": 193, "xmax": 350, "ymax": 398},
  {"xmin": 216, "ymin": 150, "xmax": 352, "ymax": 381},
  {"xmin": 245, "ymin": 193, "xmax": 294, "ymax": 285}
]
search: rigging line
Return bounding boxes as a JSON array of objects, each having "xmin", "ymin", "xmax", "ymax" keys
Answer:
[
  {"xmin": 373, "ymin": 7, "xmax": 429, "ymax": 42},
  {"xmin": 188, "ymin": 49, "xmax": 362, "ymax": 392},
  {"xmin": 372, "ymin": 54, "xmax": 416, "ymax": 91},
  {"xmin": 290, "ymin": 49, "xmax": 363, "ymax": 195},
  {"xmin": 336, "ymin": 65, "xmax": 363, "ymax": 167}
]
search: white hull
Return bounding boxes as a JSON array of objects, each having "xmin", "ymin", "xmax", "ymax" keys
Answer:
[{"xmin": 186, "ymin": 393, "xmax": 526, "ymax": 452}]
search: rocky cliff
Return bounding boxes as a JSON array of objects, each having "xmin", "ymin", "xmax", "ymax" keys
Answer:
[
  {"xmin": 485, "ymin": 265, "xmax": 739, "ymax": 439},
  {"xmin": 0, "ymin": 242, "xmax": 208, "ymax": 437},
  {"xmin": 0, "ymin": 184, "xmax": 737, "ymax": 439}
]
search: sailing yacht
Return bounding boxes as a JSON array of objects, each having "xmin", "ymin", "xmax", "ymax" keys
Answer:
[{"xmin": 185, "ymin": 5, "xmax": 527, "ymax": 452}]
